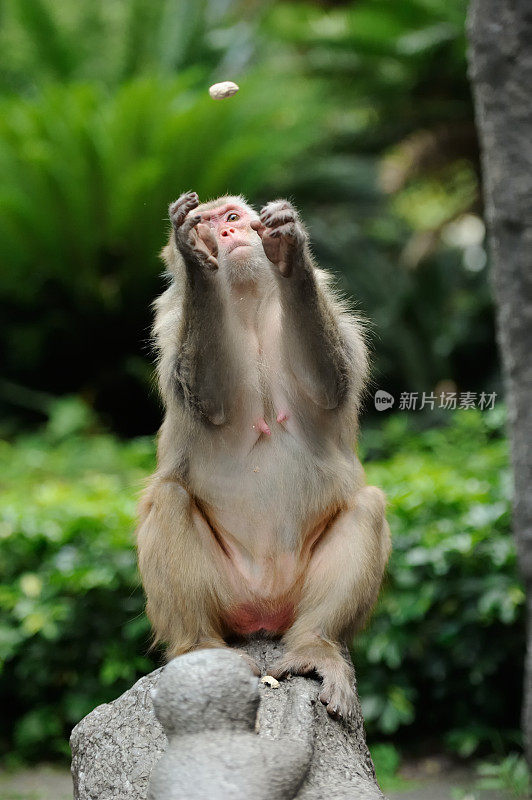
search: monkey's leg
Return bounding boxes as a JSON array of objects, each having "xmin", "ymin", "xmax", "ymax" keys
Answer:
[
  {"xmin": 137, "ymin": 480, "xmax": 225, "ymax": 656},
  {"xmin": 137, "ymin": 479, "xmax": 259, "ymax": 674},
  {"xmin": 269, "ymin": 486, "xmax": 391, "ymax": 719}
]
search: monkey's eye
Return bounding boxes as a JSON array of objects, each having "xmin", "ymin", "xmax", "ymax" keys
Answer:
[{"xmin": 227, "ymin": 212, "xmax": 240, "ymax": 222}]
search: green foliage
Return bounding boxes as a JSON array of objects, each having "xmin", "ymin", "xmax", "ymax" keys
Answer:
[
  {"xmin": 0, "ymin": 406, "xmax": 523, "ymax": 761},
  {"xmin": 475, "ymin": 753, "xmax": 530, "ymax": 799},
  {"xmin": 0, "ymin": 0, "xmax": 516, "ymax": 769},
  {"xmin": 266, "ymin": 0, "xmax": 495, "ymax": 397},
  {"xmin": 0, "ymin": 0, "xmax": 497, "ymax": 436},
  {"xmin": 0, "ymin": 401, "xmax": 156, "ymax": 760},
  {"xmin": 0, "ymin": 72, "xmax": 321, "ymax": 434},
  {"xmin": 0, "ymin": 0, "xmax": 261, "ymax": 91},
  {"xmin": 370, "ymin": 742, "xmax": 413, "ymax": 793},
  {"xmin": 356, "ymin": 408, "xmax": 524, "ymax": 754},
  {"xmin": 0, "ymin": 73, "xmax": 318, "ymax": 301}
]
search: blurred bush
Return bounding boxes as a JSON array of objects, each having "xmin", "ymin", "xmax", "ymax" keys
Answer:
[
  {"xmin": 0, "ymin": 0, "xmax": 323, "ymax": 436},
  {"xmin": 268, "ymin": 0, "xmax": 496, "ymax": 398},
  {"xmin": 0, "ymin": 404, "xmax": 523, "ymax": 761},
  {"xmin": 358, "ymin": 406, "xmax": 524, "ymax": 756},
  {"xmin": 0, "ymin": 399, "xmax": 155, "ymax": 761},
  {"xmin": 0, "ymin": 0, "xmax": 266, "ymax": 91},
  {"xmin": 0, "ymin": 71, "xmax": 321, "ymax": 436},
  {"xmin": 0, "ymin": 0, "xmax": 499, "ymax": 436}
]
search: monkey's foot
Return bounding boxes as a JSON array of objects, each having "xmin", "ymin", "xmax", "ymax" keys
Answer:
[{"xmin": 268, "ymin": 645, "xmax": 356, "ymax": 720}]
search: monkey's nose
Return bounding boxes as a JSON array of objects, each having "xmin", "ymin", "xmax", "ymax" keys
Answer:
[{"xmin": 220, "ymin": 228, "xmax": 236, "ymax": 237}]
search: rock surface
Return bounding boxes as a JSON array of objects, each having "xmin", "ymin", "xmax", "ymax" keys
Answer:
[{"xmin": 71, "ymin": 638, "xmax": 383, "ymax": 800}]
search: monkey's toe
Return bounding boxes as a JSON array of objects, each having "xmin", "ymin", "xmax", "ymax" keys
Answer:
[
  {"xmin": 318, "ymin": 679, "xmax": 355, "ymax": 721},
  {"xmin": 269, "ymin": 645, "xmax": 356, "ymax": 723},
  {"xmin": 268, "ymin": 653, "xmax": 318, "ymax": 681},
  {"xmin": 266, "ymin": 658, "xmax": 292, "ymax": 680}
]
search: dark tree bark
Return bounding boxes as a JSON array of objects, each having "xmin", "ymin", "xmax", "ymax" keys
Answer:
[{"xmin": 467, "ymin": 0, "xmax": 532, "ymax": 768}]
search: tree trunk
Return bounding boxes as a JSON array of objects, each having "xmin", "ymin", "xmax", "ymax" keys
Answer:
[{"xmin": 467, "ymin": 0, "xmax": 532, "ymax": 767}]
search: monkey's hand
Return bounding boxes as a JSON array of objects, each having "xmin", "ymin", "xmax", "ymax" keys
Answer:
[
  {"xmin": 169, "ymin": 191, "xmax": 219, "ymax": 272},
  {"xmin": 252, "ymin": 200, "xmax": 308, "ymax": 277}
]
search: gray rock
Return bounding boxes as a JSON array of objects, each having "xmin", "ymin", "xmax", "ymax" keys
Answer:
[
  {"xmin": 70, "ymin": 667, "xmax": 165, "ymax": 800},
  {"xmin": 71, "ymin": 638, "xmax": 383, "ymax": 800}
]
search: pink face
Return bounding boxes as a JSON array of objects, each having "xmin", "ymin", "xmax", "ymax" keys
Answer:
[{"xmin": 198, "ymin": 202, "xmax": 259, "ymax": 258}]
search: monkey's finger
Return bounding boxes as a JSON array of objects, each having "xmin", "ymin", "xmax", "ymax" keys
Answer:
[
  {"xmin": 260, "ymin": 199, "xmax": 294, "ymax": 219},
  {"xmin": 250, "ymin": 219, "xmax": 265, "ymax": 238},
  {"xmin": 265, "ymin": 223, "xmax": 298, "ymax": 243},
  {"xmin": 196, "ymin": 223, "xmax": 219, "ymax": 257},
  {"xmin": 174, "ymin": 190, "xmax": 199, "ymax": 210},
  {"xmin": 179, "ymin": 214, "xmax": 202, "ymax": 237},
  {"xmin": 169, "ymin": 191, "xmax": 199, "ymax": 227},
  {"xmin": 261, "ymin": 209, "xmax": 297, "ymax": 228}
]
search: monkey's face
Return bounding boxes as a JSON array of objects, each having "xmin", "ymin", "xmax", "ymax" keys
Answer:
[{"xmin": 194, "ymin": 200, "xmax": 267, "ymax": 281}]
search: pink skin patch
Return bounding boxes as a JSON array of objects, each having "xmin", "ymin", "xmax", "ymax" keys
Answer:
[
  {"xmin": 197, "ymin": 203, "xmax": 259, "ymax": 255},
  {"xmin": 276, "ymin": 411, "xmax": 289, "ymax": 424},
  {"xmin": 253, "ymin": 417, "xmax": 271, "ymax": 436},
  {"xmin": 225, "ymin": 602, "xmax": 294, "ymax": 635}
]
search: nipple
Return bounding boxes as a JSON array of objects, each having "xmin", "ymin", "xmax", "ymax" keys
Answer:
[{"xmin": 253, "ymin": 417, "xmax": 271, "ymax": 436}]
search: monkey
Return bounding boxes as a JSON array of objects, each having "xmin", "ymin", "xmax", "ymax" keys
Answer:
[{"xmin": 136, "ymin": 191, "xmax": 391, "ymax": 720}]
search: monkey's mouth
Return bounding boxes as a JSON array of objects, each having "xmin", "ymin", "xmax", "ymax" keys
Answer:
[{"xmin": 226, "ymin": 240, "xmax": 252, "ymax": 254}]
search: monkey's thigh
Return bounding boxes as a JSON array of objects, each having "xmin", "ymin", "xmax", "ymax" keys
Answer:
[
  {"xmin": 137, "ymin": 480, "xmax": 229, "ymax": 657},
  {"xmin": 293, "ymin": 486, "xmax": 391, "ymax": 641}
]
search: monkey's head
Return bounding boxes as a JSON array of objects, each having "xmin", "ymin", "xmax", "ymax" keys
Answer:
[
  {"xmin": 167, "ymin": 195, "xmax": 270, "ymax": 286},
  {"xmin": 197, "ymin": 195, "xmax": 269, "ymax": 283}
]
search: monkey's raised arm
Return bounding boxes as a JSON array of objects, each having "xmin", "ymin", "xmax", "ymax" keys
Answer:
[
  {"xmin": 160, "ymin": 192, "xmax": 239, "ymax": 426},
  {"xmin": 254, "ymin": 201, "xmax": 367, "ymax": 411}
]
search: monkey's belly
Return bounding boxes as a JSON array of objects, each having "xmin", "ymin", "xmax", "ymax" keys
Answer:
[{"xmin": 224, "ymin": 601, "xmax": 295, "ymax": 635}]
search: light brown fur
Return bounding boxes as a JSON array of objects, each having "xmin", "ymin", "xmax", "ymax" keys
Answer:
[{"xmin": 136, "ymin": 193, "xmax": 391, "ymax": 718}]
